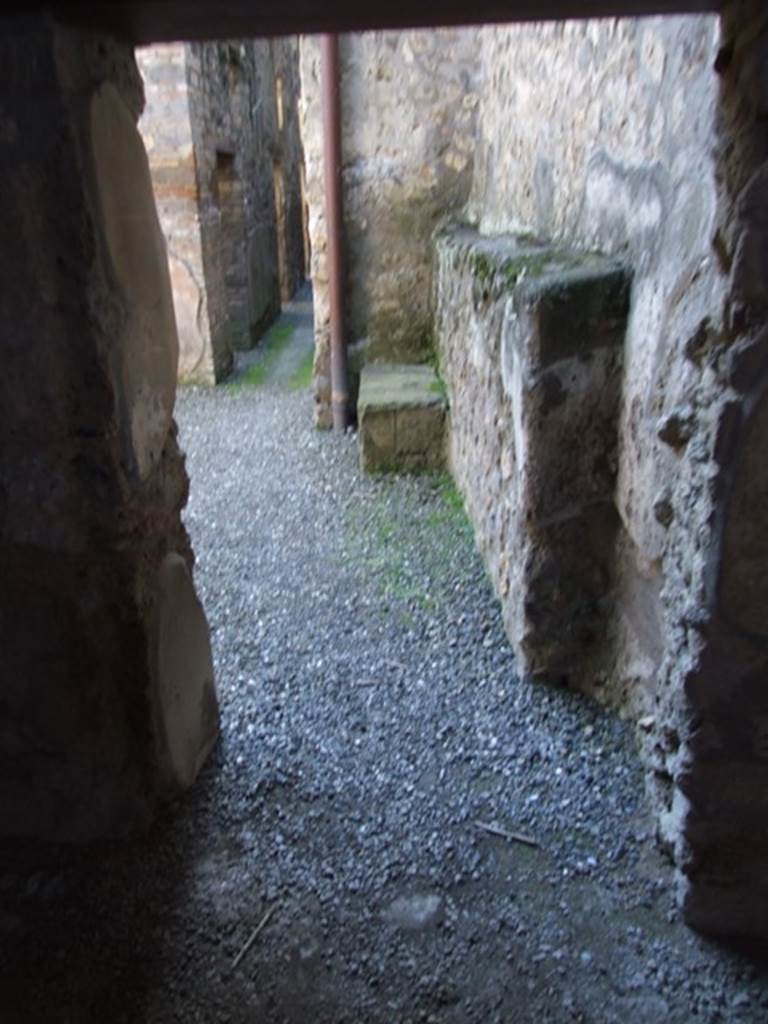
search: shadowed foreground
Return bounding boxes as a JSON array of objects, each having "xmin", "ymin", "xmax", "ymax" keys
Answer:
[{"xmin": 1, "ymin": 311, "xmax": 767, "ymax": 1023}]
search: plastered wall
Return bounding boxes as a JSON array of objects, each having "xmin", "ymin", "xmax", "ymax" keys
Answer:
[{"xmin": 299, "ymin": 29, "xmax": 480, "ymax": 426}]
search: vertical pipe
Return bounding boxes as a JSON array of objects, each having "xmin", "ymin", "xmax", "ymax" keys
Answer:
[{"xmin": 320, "ymin": 33, "xmax": 349, "ymax": 431}]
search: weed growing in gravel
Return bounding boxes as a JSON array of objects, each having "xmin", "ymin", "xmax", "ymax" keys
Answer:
[
  {"xmin": 347, "ymin": 470, "xmax": 475, "ymax": 622},
  {"xmin": 289, "ymin": 347, "xmax": 315, "ymax": 391},
  {"xmin": 427, "ymin": 473, "xmax": 473, "ymax": 538},
  {"xmin": 226, "ymin": 324, "xmax": 295, "ymax": 389}
]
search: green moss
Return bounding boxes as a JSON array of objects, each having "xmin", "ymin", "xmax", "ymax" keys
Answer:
[
  {"xmin": 501, "ymin": 254, "xmax": 552, "ymax": 286},
  {"xmin": 469, "ymin": 244, "xmax": 578, "ymax": 291},
  {"xmin": 224, "ymin": 323, "xmax": 295, "ymax": 390},
  {"xmin": 414, "ymin": 323, "xmax": 436, "ymax": 364},
  {"xmin": 429, "ymin": 376, "xmax": 448, "ymax": 401},
  {"xmin": 230, "ymin": 362, "xmax": 268, "ymax": 388},
  {"xmin": 365, "ymin": 460, "xmax": 400, "ymax": 476},
  {"xmin": 469, "ymin": 251, "xmax": 493, "ymax": 283},
  {"xmin": 270, "ymin": 324, "xmax": 295, "ymax": 345}
]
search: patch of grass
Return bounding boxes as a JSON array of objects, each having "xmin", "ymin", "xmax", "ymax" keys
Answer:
[
  {"xmin": 288, "ymin": 347, "xmax": 315, "ymax": 391},
  {"xmin": 345, "ymin": 469, "xmax": 476, "ymax": 624},
  {"xmin": 231, "ymin": 361, "xmax": 269, "ymax": 389},
  {"xmin": 426, "ymin": 472, "xmax": 473, "ymax": 538},
  {"xmin": 270, "ymin": 324, "xmax": 295, "ymax": 345},
  {"xmin": 225, "ymin": 323, "xmax": 295, "ymax": 389}
]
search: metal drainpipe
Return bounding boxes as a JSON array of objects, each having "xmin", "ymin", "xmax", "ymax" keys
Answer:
[{"xmin": 320, "ymin": 33, "xmax": 349, "ymax": 431}]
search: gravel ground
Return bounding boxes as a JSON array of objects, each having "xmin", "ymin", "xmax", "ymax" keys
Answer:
[{"xmin": 1, "ymin": 330, "xmax": 767, "ymax": 1023}]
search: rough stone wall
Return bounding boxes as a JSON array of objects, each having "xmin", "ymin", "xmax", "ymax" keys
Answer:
[
  {"xmin": 0, "ymin": 19, "xmax": 217, "ymax": 840},
  {"xmin": 186, "ymin": 39, "xmax": 305, "ymax": 359},
  {"xmin": 139, "ymin": 38, "xmax": 305, "ymax": 383},
  {"xmin": 431, "ymin": 7, "xmax": 768, "ymax": 935},
  {"xmin": 272, "ymin": 38, "xmax": 307, "ymax": 302},
  {"xmin": 466, "ymin": 14, "xmax": 726, "ymax": 718},
  {"xmin": 668, "ymin": 0, "xmax": 768, "ymax": 936},
  {"xmin": 299, "ymin": 30, "xmax": 480, "ymax": 427}
]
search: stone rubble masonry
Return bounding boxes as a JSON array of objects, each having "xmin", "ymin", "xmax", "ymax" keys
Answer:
[
  {"xmin": 0, "ymin": 19, "xmax": 218, "ymax": 841},
  {"xmin": 299, "ymin": 30, "xmax": 481, "ymax": 428},
  {"xmin": 138, "ymin": 38, "xmax": 305, "ymax": 385},
  {"xmin": 429, "ymin": 6, "xmax": 768, "ymax": 936},
  {"xmin": 434, "ymin": 228, "xmax": 630, "ymax": 685},
  {"xmin": 358, "ymin": 364, "xmax": 447, "ymax": 473}
]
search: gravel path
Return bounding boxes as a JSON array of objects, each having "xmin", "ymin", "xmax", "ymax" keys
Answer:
[{"xmin": 1, "ymin": 320, "xmax": 767, "ymax": 1022}]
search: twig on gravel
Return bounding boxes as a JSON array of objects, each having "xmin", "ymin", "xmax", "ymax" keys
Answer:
[
  {"xmin": 232, "ymin": 904, "xmax": 278, "ymax": 971},
  {"xmin": 386, "ymin": 659, "xmax": 407, "ymax": 672},
  {"xmin": 474, "ymin": 820, "xmax": 539, "ymax": 849}
]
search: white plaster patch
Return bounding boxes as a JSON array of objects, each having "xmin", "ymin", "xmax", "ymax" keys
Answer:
[
  {"xmin": 501, "ymin": 299, "xmax": 528, "ymax": 478},
  {"xmin": 585, "ymin": 161, "xmax": 664, "ymax": 241},
  {"xmin": 156, "ymin": 553, "xmax": 218, "ymax": 789}
]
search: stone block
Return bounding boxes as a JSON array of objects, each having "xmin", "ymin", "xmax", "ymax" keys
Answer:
[
  {"xmin": 91, "ymin": 81, "xmax": 179, "ymax": 481},
  {"xmin": 434, "ymin": 226, "xmax": 630, "ymax": 684},
  {"xmin": 395, "ymin": 406, "xmax": 446, "ymax": 469},
  {"xmin": 358, "ymin": 364, "xmax": 447, "ymax": 473},
  {"xmin": 718, "ymin": 383, "xmax": 768, "ymax": 636},
  {"xmin": 359, "ymin": 409, "xmax": 396, "ymax": 473}
]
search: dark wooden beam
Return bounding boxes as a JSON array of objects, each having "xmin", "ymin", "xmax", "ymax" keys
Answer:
[{"xmin": 3, "ymin": 0, "xmax": 720, "ymax": 45}]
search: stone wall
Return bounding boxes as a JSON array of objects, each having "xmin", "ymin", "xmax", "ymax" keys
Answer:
[
  {"xmin": 139, "ymin": 38, "xmax": 305, "ymax": 384},
  {"xmin": 672, "ymin": 0, "xmax": 768, "ymax": 936},
  {"xmin": 271, "ymin": 38, "xmax": 307, "ymax": 303},
  {"xmin": 299, "ymin": 29, "xmax": 480, "ymax": 427},
  {"xmin": 465, "ymin": 14, "xmax": 725, "ymax": 721},
  {"xmin": 0, "ymin": 19, "xmax": 218, "ymax": 840},
  {"xmin": 430, "ymin": 6, "xmax": 768, "ymax": 935}
]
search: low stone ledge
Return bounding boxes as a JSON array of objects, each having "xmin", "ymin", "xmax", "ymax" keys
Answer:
[
  {"xmin": 441, "ymin": 226, "xmax": 630, "ymax": 361},
  {"xmin": 358, "ymin": 364, "xmax": 447, "ymax": 473}
]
